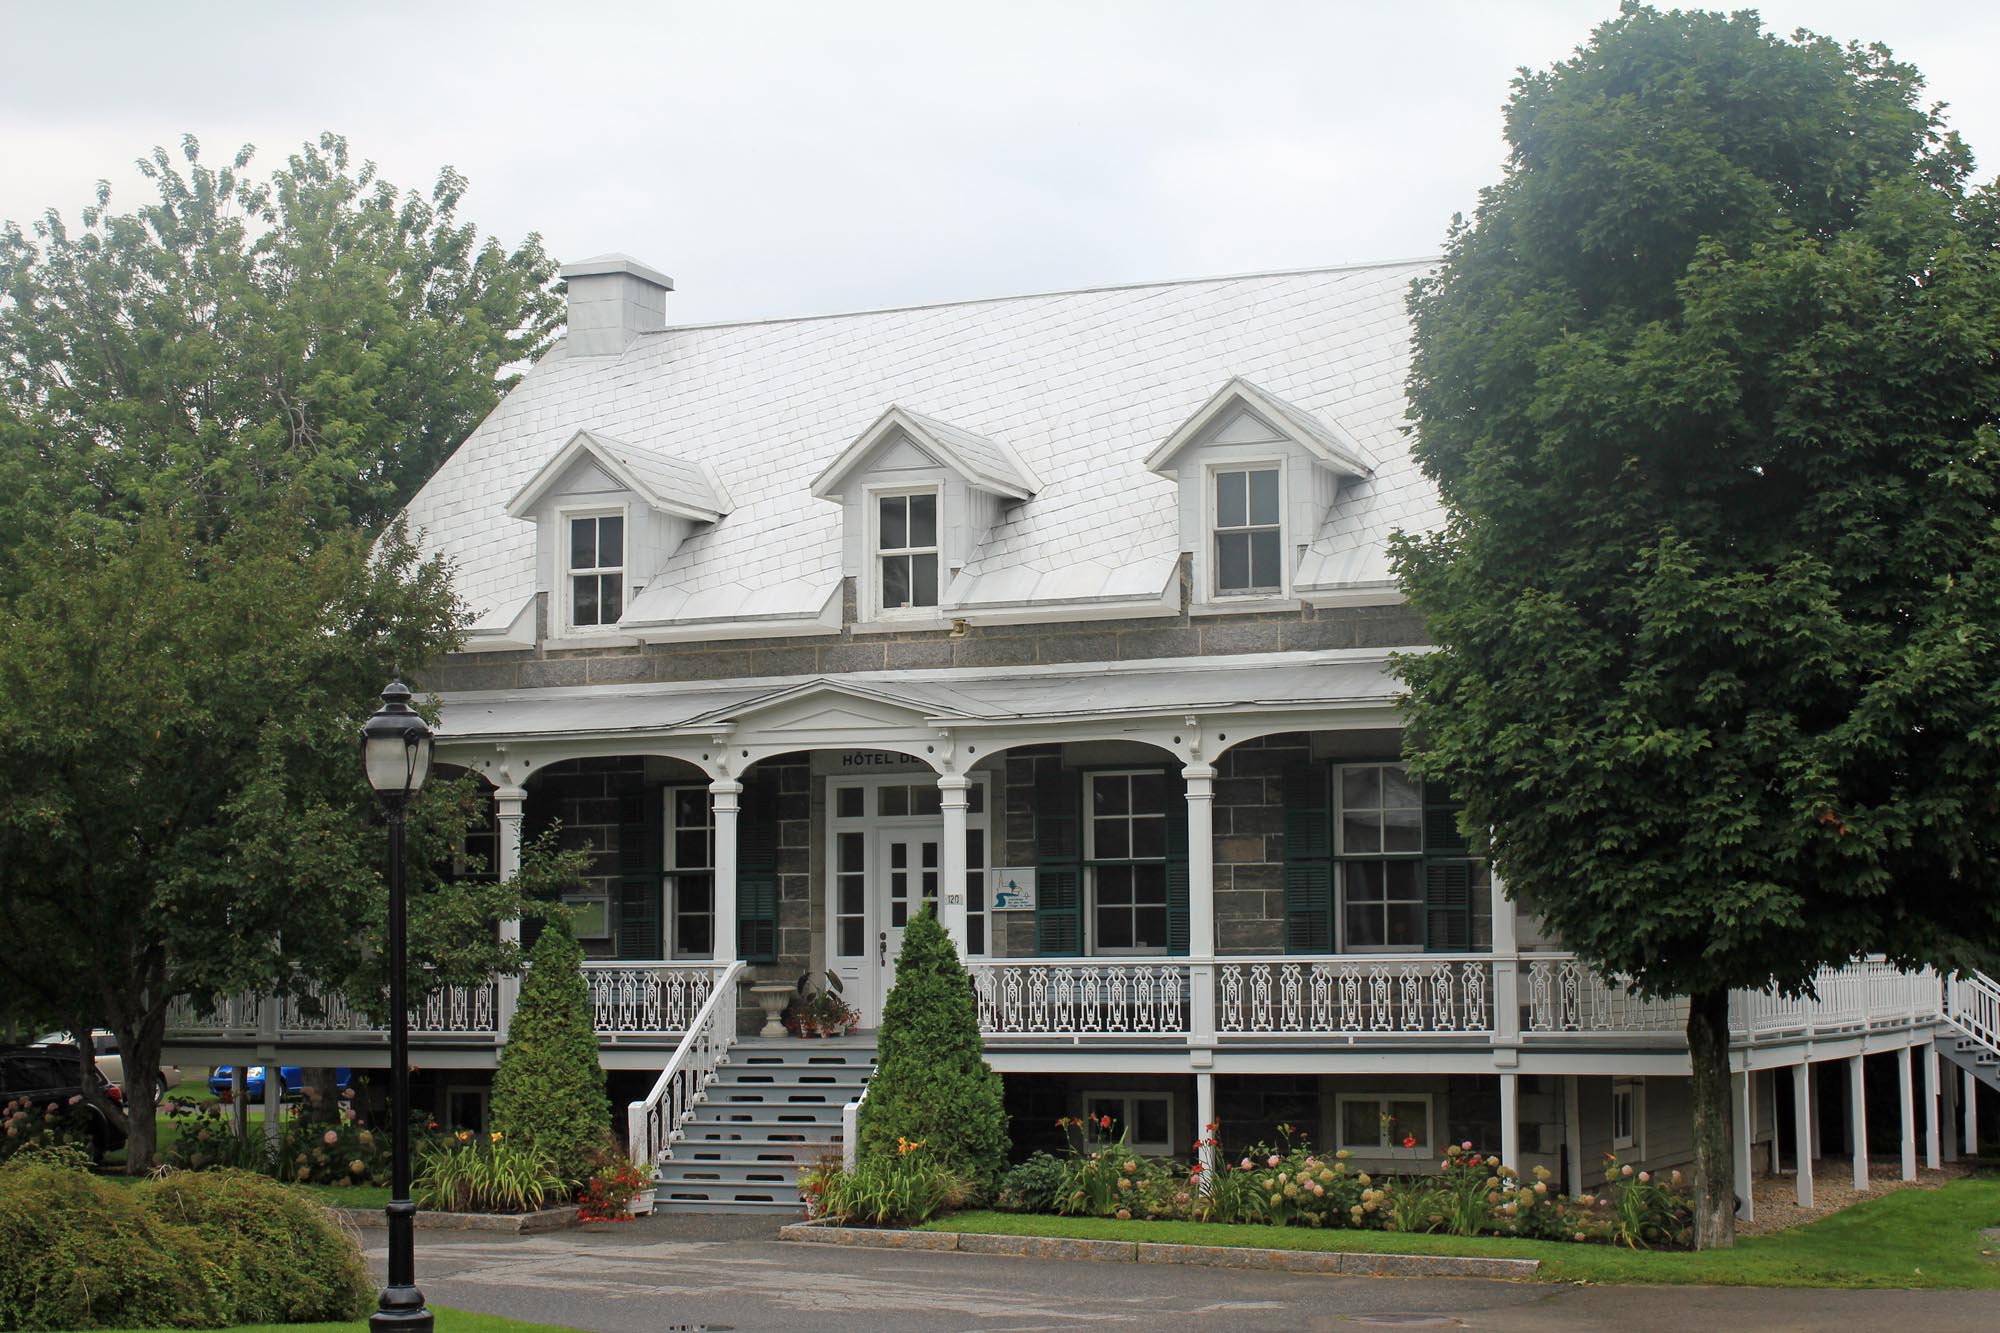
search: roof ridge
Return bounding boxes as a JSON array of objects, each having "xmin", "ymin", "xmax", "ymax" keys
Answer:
[{"xmin": 638, "ymin": 255, "xmax": 1439, "ymax": 336}]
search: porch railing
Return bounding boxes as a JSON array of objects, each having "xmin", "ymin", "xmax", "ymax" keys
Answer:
[
  {"xmin": 1216, "ymin": 956, "xmax": 1494, "ymax": 1036},
  {"xmin": 1524, "ymin": 955, "xmax": 1687, "ymax": 1035},
  {"xmin": 969, "ymin": 960, "xmax": 1191, "ymax": 1036},
  {"xmin": 628, "ymin": 959, "xmax": 745, "ymax": 1168},
  {"xmin": 582, "ymin": 962, "xmax": 722, "ymax": 1037}
]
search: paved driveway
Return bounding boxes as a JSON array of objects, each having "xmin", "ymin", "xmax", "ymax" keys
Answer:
[{"xmin": 367, "ymin": 1214, "xmax": 1996, "ymax": 1332}]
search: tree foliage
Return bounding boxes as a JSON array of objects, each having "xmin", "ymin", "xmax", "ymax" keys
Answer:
[
  {"xmin": 0, "ymin": 132, "xmax": 561, "ymax": 560},
  {"xmin": 489, "ymin": 919, "xmax": 611, "ymax": 1188},
  {"xmin": 1392, "ymin": 3, "xmax": 2000, "ymax": 1245},
  {"xmin": 857, "ymin": 908, "xmax": 1008, "ymax": 1189}
]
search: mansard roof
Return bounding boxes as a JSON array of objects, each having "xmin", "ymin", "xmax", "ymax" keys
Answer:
[{"xmin": 401, "ymin": 260, "xmax": 1441, "ymax": 636}]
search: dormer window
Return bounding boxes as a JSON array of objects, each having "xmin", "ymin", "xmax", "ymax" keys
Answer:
[
  {"xmin": 874, "ymin": 488, "xmax": 940, "ymax": 614},
  {"xmin": 567, "ymin": 510, "xmax": 625, "ymax": 629},
  {"xmin": 1213, "ymin": 466, "xmax": 1283, "ymax": 595}
]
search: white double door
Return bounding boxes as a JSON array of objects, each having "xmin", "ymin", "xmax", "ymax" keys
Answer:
[{"xmin": 829, "ymin": 825, "xmax": 941, "ymax": 1027}]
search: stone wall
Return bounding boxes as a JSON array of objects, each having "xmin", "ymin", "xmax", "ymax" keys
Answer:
[{"xmin": 525, "ymin": 756, "xmax": 644, "ymax": 959}]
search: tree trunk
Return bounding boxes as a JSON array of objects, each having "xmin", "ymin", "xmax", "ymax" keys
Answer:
[
  {"xmin": 305, "ymin": 1067, "xmax": 343, "ymax": 1122},
  {"xmin": 113, "ymin": 1014, "xmax": 165, "ymax": 1176},
  {"xmin": 1686, "ymin": 987, "xmax": 1736, "ymax": 1249}
]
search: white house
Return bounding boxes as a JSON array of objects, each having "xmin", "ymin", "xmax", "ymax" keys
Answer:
[{"xmin": 166, "ymin": 255, "xmax": 2000, "ymax": 1214}]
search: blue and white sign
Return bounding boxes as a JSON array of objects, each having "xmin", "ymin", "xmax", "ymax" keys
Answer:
[{"xmin": 992, "ymin": 869, "xmax": 1036, "ymax": 912}]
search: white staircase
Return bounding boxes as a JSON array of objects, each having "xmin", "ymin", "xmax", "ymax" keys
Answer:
[
  {"xmin": 1942, "ymin": 970, "xmax": 2000, "ymax": 1095},
  {"xmin": 652, "ymin": 1036, "xmax": 875, "ymax": 1214}
]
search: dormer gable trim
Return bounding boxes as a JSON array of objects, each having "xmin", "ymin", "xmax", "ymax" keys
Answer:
[
  {"xmin": 811, "ymin": 405, "xmax": 1041, "ymax": 502},
  {"xmin": 1144, "ymin": 377, "xmax": 1377, "ymax": 479},
  {"xmin": 504, "ymin": 428, "xmax": 730, "ymax": 523}
]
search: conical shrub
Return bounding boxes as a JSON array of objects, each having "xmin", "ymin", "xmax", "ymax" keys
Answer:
[{"xmin": 490, "ymin": 917, "xmax": 610, "ymax": 1186}]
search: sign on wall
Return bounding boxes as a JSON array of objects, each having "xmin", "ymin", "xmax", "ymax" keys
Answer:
[{"xmin": 992, "ymin": 869, "xmax": 1036, "ymax": 912}]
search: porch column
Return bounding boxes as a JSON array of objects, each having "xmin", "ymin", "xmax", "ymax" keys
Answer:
[
  {"xmin": 1563, "ymin": 1075, "xmax": 1584, "ymax": 1197},
  {"xmin": 1849, "ymin": 1054, "xmax": 1870, "ymax": 1191},
  {"xmin": 1183, "ymin": 763, "xmax": 1217, "ymax": 1047},
  {"xmin": 1195, "ymin": 1072, "xmax": 1217, "ymax": 1184},
  {"xmin": 1490, "ymin": 870, "xmax": 1521, "ymax": 1046},
  {"xmin": 938, "ymin": 774, "xmax": 971, "ymax": 952},
  {"xmin": 1498, "ymin": 1072, "xmax": 1520, "ymax": 1170},
  {"xmin": 1898, "ymin": 1045, "xmax": 1917, "ymax": 1181},
  {"xmin": 494, "ymin": 786, "xmax": 526, "ymax": 1041},
  {"xmin": 1966, "ymin": 1068, "xmax": 1979, "ymax": 1157},
  {"xmin": 1925, "ymin": 1043, "xmax": 1943, "ymax": 1170},
  {"xmin": 1792, "ymin": 1062, "xmax": 1814, "ymax": 1210},
  {"xmin": 1732, "ymin": 1069, "xmax": 1754, "ymax": 1222},
  {"xmin": 711, "ymin": 780, "xmax": 742, "ymax": 966}
]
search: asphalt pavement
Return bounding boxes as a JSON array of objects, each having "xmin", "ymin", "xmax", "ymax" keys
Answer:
[{"xmin": 365, "ymin": 1212, "xmax": 1997, "ymax": 1332}]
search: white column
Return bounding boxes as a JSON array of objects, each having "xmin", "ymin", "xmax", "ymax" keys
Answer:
[
  {"xmin": 1183, "ymin": 763, "xmax": 1217, "ymax": 1048},
  {"xmin": 1499, "ymin": 1072, "xmax": 1520, "ymax": 1171},
  {"xmin": 494, "ymin": 785, "xmax": 526, "ymax": 1040},
  {"xmin": 1564, "ymin": 1075, "xmax": 1584, "ymax": 1197},
  {"xmin": 1196, "ymin": 1072, "xmax": 1217, "ymax": 1185},
  {"xmin": 1732, "ymin": 1069, "xmax": 1754, "ymax": 1222},
  {"xmin": 1898, "ymin": 1045, "xmax": 1917, "ymax": 1181},
  {"xmin": 938, "ymin": 774, "xmax": 971, "ymax": 951},
  {"xmin": 1965, "ymin": 1068, "xmax": 1980, "ymax": 1157},
  {"xmin": 1925, "ymin": 1044, "xmax": 1943, "ymax": 1171},
  {"xmin": 1850, "ymin": 1054, "xmax": 1870, "ymax": 1191},
  {"xmin": 711, "ymin": 779, "xmax": 742, "ymax": 966},
  {"xmin": 1792, "ymin": 1063, "xmax": 1813, "ymax": 1210},
  {"xmin": 1490, "ymin": 869, "xmax": 1521, "ymax": 1046}
]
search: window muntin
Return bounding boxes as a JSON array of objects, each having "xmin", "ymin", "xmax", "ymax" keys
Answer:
[
  {"xmin": 835, "ymin": 830, "xmax": 866, "ymax": 958},
  {"xmin": 875, "ymin": 490, "xmax": 940, "ymax": 614},
  {"xmin": 1335, "ymin": 1094, "xmax": 1434, "ymax": 1154},
  {"xmin": 965, "ymin": 825, "xmax": 987, "ymax": 957},
  {"xmin": 667, "ymin": 786, "xmax": 714, "ymax": 959},
  {"xmin": 1336, "ymin": 763, "xmax": 1425, "ymax": 950},
  {"xmin": 1087, "ymin": 771, "xmax": 1170, "ymax": 954},
  {"xmin": 1213, "ymin": 466, "xmax": 1282, "ymax": 595},
  {"xmin": 1083, "ymin": 1093, "xmax": 1173, "ymax": 1156},
  {"xmin": 566, "ymin": 512, "xmax": 625, "ymax": 629},
  {"xmin": 1612, "ymin": 1081, "xmax": 1642, "ymax": 1151}
]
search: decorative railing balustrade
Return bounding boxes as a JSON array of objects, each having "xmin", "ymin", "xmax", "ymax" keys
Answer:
[
  {"xmin": 969, "ymin": 960, "xmax": 1191, "ymax": 1036},
  {"xmin": 1944, "ymin": 969, "xmax": 2000, "ymax": 1055},
  {"xmin": 165, "ymin": 992, "xmax": 263, "ymax": 1040},
  {"xmin": 581, "ymin": 962, "xmax": 721, "ymax": 1037},
  {"xmin": 1216, "ymin": 957, "xmax": 1494, "ymax": 1036},
  {"xmin": 1524, "ymin": 955, "xmax": 1686, "ymax": 1035},
  {"xmin": 628, "ymin": 959, "xmax": 744, "ymax": 1169},
  {"xmin": 1736, "ymin": 960, "xmax": 1940, "ymax": 1038}
]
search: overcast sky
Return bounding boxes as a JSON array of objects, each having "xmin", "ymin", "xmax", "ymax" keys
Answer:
[{"xmin": 4, "ymin": 1, "xmax": 1997, "ymax": 325}]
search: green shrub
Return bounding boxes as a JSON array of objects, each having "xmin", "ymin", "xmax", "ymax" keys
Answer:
[
  {"xmin": 0, "ymin": 1157, "xmax": 228, "ymax": 1330},
  {"xmin": 161, "ymin": 1105, "xmax": 393, "ymax": 1187},
  {"xmin": 805, "ymin": 1143, "xmax": 971, "ymax": 1226},
  {"xmin": 414, "ymin": 1133, "xmax": 564, "ymax": 1213},
  {"xmin": 136, "ymin": 1171, "xmax": 372, "ymax": 1325},
  {"xmin": 855, "ymin": 907, "xmax": 1007, "ymax": 1190},
  {"xmin": 994, "ymin": 1151, "xmax": 1066, "ymax": 1213},
  {"xmin": 490, "ymin": 917, "xmax": 611, "ymax": 1187}
]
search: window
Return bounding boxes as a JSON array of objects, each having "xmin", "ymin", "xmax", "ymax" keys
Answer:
[
  {"xmin": 1087, "ymin": 771, "xmax": 1169, "ymax": 953},
  {"xmin": 1213, "ymin": 465, "xmax": 1282, "ymax": 595},
  {"xmin": 565, "ymin": 894, "xmax": 610, "ymax": 940},
  {"xmin": 566, "ymin": 512, "xmax": 625, "ymax": 629},
  {"xmin": 1337, "ymin": 764, "xmax": 1424, "ymax": 949},
  {"xmin": 1335, "ymin": 1094, "xmax": 1434, "ymax": 1154},
  {"xmin": 1612, "ymin": 1081, "xmax": 1642, "ymax": 1152},
  {"xmin": 667, "ymin": 787, "xmax": 714, "ymax": 958},
  {"xmin": 834, "ymin": 830, "xmax": 866, "ymax": 958},
  {"xmin": 875, "ymin": 489, "xmax": 939, "ymax": 614},
  {"xmin": 1083, "ymin": 1092, "xmax": 1173, "ymax": 1156},
  {"xmin": 966, "ymin": 824, "xmax": 987, "ymax": 957}
]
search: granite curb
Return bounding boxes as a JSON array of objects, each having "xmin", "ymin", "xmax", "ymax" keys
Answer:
[
  {"xmin": 776, "ymin": 1219, "xmax": 1540, "ymax": 1279},
  {"xmin": 329, "ymin": 1204, "xmax": 580, "ymax": 1233}
]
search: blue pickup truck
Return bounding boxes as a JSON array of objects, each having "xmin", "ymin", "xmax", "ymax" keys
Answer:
[{"xmin": 207, "ymin": 1065, "xmax": 353, "ymax": 1101}]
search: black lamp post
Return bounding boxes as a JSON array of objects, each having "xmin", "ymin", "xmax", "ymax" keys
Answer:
[{"xmin": 359, "ymin": 679, "xmax": 435, "ymax": 1333}]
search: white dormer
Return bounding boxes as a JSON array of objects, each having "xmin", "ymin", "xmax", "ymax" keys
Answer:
[
  {"xmin": 812, "ymin": 406, "xmax": 1040, "ymax": 626},
  {"xmin": 1145, "ymin": 378, "xmax": 1376, "ymax": 612},
  {"xmin": 506, "ymin": 429, "xmax": 731, "ymax": 641}
]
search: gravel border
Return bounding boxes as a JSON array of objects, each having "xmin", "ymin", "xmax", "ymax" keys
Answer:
[
  {"xmin": 328, "ymin": 1204, "xmax": 580, "ymax": 1233},
  {"xmin": 777, "ymin": 1218, "xmax": 1540, "ymax": 1279}
]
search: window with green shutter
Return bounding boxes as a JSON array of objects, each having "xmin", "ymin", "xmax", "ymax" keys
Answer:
[
  {"xmin": 615, "ymin": 786, "xmax": 664, "ymax": 960},
  {"xmin": 1282, "ymin": 764, "xmax": 1335, "ymax": 953},
  {"xmin": 737, "ymin": 774, "xmax": 781, "ymax": 963},
  {"xmin": 1035, "ymin": 771, "xmax": 1083, "ymax": 955}
]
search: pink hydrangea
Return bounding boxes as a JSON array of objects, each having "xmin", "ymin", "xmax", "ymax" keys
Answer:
[{"xmin": 324, "ymin": 1129, "xmax": 340, "ymax": 1145}]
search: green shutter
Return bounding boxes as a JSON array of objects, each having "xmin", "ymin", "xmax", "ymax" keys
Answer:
[
  {"xmin": 1165, "ymin": 789, "xmax": 1190, "ymax": 957},
  {"xmin": 1422, "ymin": 779, "xmax": 1469, "ymax": 855},
  {"xmin": 1036, "ymin": 769, "xmax": 1083, "ymax": 955},
  {"xmin": 616, "ymin": 787, "xmax": 664, "ymax": 960},
  {"xmin": 1282, "ymin": 764, "xmax": 1333, "ymax": 953},
  {"xmin": 1425, "ymin": 859, "xmax": 1475, "ymax": 952},
  {"xmin": 737, "ymin": 776, "xmax": 781, "ymax": 963}
]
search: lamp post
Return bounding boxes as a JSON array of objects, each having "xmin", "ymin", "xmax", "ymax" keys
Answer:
[{"xmin": 359, "ymin": 679, "xmax": 435, "ymax": 1333}]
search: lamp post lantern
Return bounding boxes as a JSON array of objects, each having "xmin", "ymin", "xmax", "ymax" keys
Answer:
[{"xmin": 359, "ymin": 678, "xmax": 435, "ymax": 1333}]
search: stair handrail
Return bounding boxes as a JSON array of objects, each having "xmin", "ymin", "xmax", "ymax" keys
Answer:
[
  {"xmin": 1944, "ymin": 968, "xmax": 2000, "ymax": 1058},
  {"xmin": 627, "ymin": 958, "xmax": 746, "ymax": 1169}
]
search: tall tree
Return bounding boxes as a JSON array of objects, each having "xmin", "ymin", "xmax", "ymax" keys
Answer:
[
  {"xmin": 0, "ymin": 132, "xmax": 561, "ymax": 558},
  {"xmin": 1393, "ymin": 3, "xmax": 2000, "ymax": 1248}
]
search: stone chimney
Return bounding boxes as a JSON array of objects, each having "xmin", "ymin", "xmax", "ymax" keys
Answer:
[{"xmin": 558, "ymin": 253, "xmax": 674, "ymax": 356}]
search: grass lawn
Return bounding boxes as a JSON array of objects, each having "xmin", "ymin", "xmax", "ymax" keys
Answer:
[
  {"xmin": 97, "ymin": 1305, "xmax": 577, "ymax": 1332},
  {"xmin": 924, "ymin": 1177, "xmax": 2000, "ymax": 1288}
]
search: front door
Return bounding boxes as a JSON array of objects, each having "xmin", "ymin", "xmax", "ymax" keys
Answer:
[{"xmin": 877, "ymin": 831, "xmax": 941, "ymax": 1015}]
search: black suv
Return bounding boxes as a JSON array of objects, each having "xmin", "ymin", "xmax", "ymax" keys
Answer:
[{"xmin": 0, "ymin": 1044, "xmax": 127, "ymax": 1162}]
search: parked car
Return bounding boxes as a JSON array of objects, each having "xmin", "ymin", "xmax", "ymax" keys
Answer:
[
  {"xmin": 33, "ymin": 1030, "xmax": 180, "ymax": 1104},
  {"xmin": 207, "ymin": 1065, "xmax": 353, "ymax": 1102},
  {"xmin": 0, "ymin": 1044, "xmax": 127, "ymax": 1162}
]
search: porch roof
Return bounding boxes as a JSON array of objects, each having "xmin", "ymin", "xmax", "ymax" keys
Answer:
[{"xmin": 430, "ymin": 648, "xmax": 1407, "ymax": 744}]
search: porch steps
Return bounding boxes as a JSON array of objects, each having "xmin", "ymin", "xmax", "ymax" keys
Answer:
[
  {"xmin": 1939, "ymin": 1039, "xmax": 2000, "ymax": 1096},
  {"xmin": 653, "ymin": 1036, "xmax": 875, "ymax": 1214}
]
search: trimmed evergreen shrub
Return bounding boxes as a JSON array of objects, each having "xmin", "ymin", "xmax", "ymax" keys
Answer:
[
  {"xmin": 490, "ymin": 916, "xmax": 612, "ymax": 1186},
  {"xmin": 135, "ymin": 1171, "xmax": 373, "ymax": 1325},
  {"xmin": 856, "ymin": 906, "xmax": 1008, "ymax": 1189}
]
